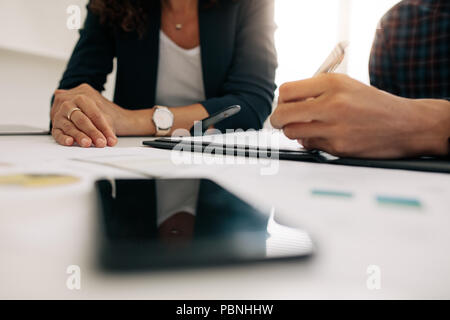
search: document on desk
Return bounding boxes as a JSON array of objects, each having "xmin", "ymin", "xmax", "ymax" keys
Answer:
[
  {"xmin": 72, "ymin": 147, "xmax": 204, "ymax": 179},
  {"xmin": 144, "ymin": 130, "xmax": 339, "ymax": 164},
  {"xmin": 144, "ymin": 130, "xmax": 450, "ymax": 174},
  {"xmin": 174, "ymin": 130, "xmax": 307, "ymax": 152},
  {"xmin": 65, "ymin": 138, "xmax": 450, "ymax": 225}
]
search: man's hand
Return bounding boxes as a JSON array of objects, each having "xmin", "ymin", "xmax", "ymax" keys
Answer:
[
  {"xmin": 51, "ymin": 83, "xmax": 129, "ymax": 147},
  {"xmin": 271, "ymin": 74, "xmax": 450, "ymax": 159}
]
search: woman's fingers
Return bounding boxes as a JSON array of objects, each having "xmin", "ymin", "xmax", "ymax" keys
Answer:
[
  {"xmin": 52, "ymin": 84, "xmax": 118, "ymax": 148},
  {"xmin": 59, "ymin": 119, "xmax": 92, "ymax": 148},
  {"xmin": 57, "ymin": 97, "xmax": 116, "ymax": 147},
  {"xmin": 52, "ymin": 128, "xmax": 74, "ymax": 146},
  {"xmin": 70, "ymin": 109, "xmax": 107, "ymax": 148},
  {"xmin": 72, "ymin": 95, "xmax": 117, "ymax": 146}
]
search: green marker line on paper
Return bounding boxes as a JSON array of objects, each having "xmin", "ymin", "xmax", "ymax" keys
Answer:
[
  {"xmin": 376, "ymin": 195, "xmax": 422, "ymax": 208},
  {"xmin": 311, "ymin": 189, "xmax": 353, "ymax": 198}
]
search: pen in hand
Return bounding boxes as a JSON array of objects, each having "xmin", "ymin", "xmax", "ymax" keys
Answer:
[
  {"xmin": 314, "ymin": 41, "xmax": 349, "ymax": 76},
  {"xmin": 272, "ymin": 41, "xmax": 349, "ymax": 138}
]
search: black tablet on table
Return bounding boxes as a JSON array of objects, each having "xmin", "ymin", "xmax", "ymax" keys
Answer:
[{"xmin": 95, "ymin": 178, "xmax": 314, "ymax": 271}]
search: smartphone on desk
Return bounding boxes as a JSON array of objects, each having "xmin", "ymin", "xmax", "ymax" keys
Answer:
[{"xmin": 95, "ymin": 178, "xmax": 314, "ymax": 271}]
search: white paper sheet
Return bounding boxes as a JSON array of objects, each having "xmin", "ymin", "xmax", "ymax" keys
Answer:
[{"xmin": 175, "ymin": 129, "xmax": 307, "ymax": 152}]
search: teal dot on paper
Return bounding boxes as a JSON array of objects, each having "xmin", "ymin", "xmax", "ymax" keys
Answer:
[
  {"xmin": 311, "ymin": 189, "xmax": 353, "ymax": 198},
  {"xmin": 376, "ymin": 196, "xmax": 422, "ymax": 208}
]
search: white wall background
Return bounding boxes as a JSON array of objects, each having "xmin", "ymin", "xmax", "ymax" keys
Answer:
[
  {"xmin": 0, "ymin": 0, "xmax": 115, "ymax": 129},
  {"xmin": 275, "ymin": 0, "xmax": 401, "ymax": 85},
  {"xmin": 0, "ymin": 0, "xmax": 400, "ymax": 129}
]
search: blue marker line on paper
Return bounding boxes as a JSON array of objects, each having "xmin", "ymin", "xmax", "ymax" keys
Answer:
[
  {"xmin": 376, "ymin": 196, "xmax": 422, "ymax": 208},
  {"xmin": 311, "ymin": 189, "xmax": 353, "ymax": 198}
]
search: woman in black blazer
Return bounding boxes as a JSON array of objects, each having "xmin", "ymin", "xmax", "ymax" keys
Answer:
[{"xmin": 51, "ymin": 0, "xmax": 277, "ymax": 147}]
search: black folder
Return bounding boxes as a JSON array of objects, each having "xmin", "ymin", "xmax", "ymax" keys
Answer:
[{"xmin": 143, "ymin": 138, "xmax": 450, "ymax": 174}]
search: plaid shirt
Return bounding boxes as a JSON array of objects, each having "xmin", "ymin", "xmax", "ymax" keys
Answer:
[{"xmin": 369, "ymin": 0, "xmax": 450, "ymax": 100}]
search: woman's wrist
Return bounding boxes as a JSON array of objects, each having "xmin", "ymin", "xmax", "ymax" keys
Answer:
[
  {"xmin": 170, "ymin": 104, "xmax": 209, "ymax": 132},
  {"xmin": 119, "ymin": 108, "xmax": 156, "ymax": 136},
  {"xmin": 117, "ymin": 104, "xmax": 208, "ymax": 137}
]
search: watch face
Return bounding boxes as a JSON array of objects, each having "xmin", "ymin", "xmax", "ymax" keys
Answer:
[{"xmin": 154, "ymin": 108, "xmax": 173, "ymax": 130}]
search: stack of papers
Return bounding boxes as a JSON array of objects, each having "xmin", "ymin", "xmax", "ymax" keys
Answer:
[{"xmin": 174, "ymin": 130, "xmax": 306, "ymax": 152}]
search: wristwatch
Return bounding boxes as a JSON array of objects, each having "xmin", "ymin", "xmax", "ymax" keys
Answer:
[{"xmin": 152, "ymin": 106, "xmax": 174, "ymax": 137}]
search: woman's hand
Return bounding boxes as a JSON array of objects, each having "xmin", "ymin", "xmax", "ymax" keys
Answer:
[
  {"xmin": 271, "ymin": 74, "xmax": 450, "ymax": 159},
  {"xmin": 51, "ymin": 83, "xmax": 130, "ymax": 147},
  {"xmin": 51, "ymin": 83, "xmax": 212, "ymax": 147}
]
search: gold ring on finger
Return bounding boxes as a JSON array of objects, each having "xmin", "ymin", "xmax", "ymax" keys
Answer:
[{"xmin": 67, "ymin": 107, "xmax": 82, "ymax": 121}]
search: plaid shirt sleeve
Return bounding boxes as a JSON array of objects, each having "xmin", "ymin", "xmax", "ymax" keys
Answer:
[
  {"xmin": 369, "ymin": 16, "xmax": 398, "ymax": 96},
  {"xmin": 369, "ymin": 0, "xmax": 450, "ymax": 100}
]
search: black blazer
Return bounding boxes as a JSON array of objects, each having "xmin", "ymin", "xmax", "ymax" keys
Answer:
[{"xmin": 57, "ymin": 0, "xmax": 277, "ymax": 131}]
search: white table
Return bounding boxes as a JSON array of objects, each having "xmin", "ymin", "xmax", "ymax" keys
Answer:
[{"xmin": 1, "ymin": 135, "xmax": 449, "ymax": 299}]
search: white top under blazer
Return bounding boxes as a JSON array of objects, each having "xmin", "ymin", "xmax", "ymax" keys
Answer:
[{"xmin": 154, "ymin": 31, "xmax": 204, "ymax": 226}]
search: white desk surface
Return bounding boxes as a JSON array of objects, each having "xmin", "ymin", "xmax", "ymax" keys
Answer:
[{"xmin": 1, "ymin": 135, "xmax": 449, "ymax": 299}]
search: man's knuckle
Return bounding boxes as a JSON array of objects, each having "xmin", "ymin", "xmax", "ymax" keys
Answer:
[
  {"xmin": 283, "ymin": 126, "xmax": 296, "ymax": 139},
  {"xmin": 279, "ymin": 82, "xmax": 288, "ymax": 93},
  {"xmin": 332, "ymin": 93, "xmax": 345, "ymax": 107},
  {"xmin": 302, "ymin": 138, "xmax": 311, "ymax": 149},
  {"xmin": 282, "ymin": 127, "xmax": 290, "ymax": 138},
  {"xmin": 325, "ymin": 74, "xmax": 340, "ymax": 89},
  {"xmin": 279, "ymin": 82, "xmax": 293, "ymax": 98},
  {"xmin": 270, "ymin": 115, "xmax": 279, "ymax": 127},
  {"xmin": 279, "ymin": 104, "xmax": 291, "ymax": 118},
  {"xmin": 333, "ymin": 140, "xmax": 349, "ymax": 155}
]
